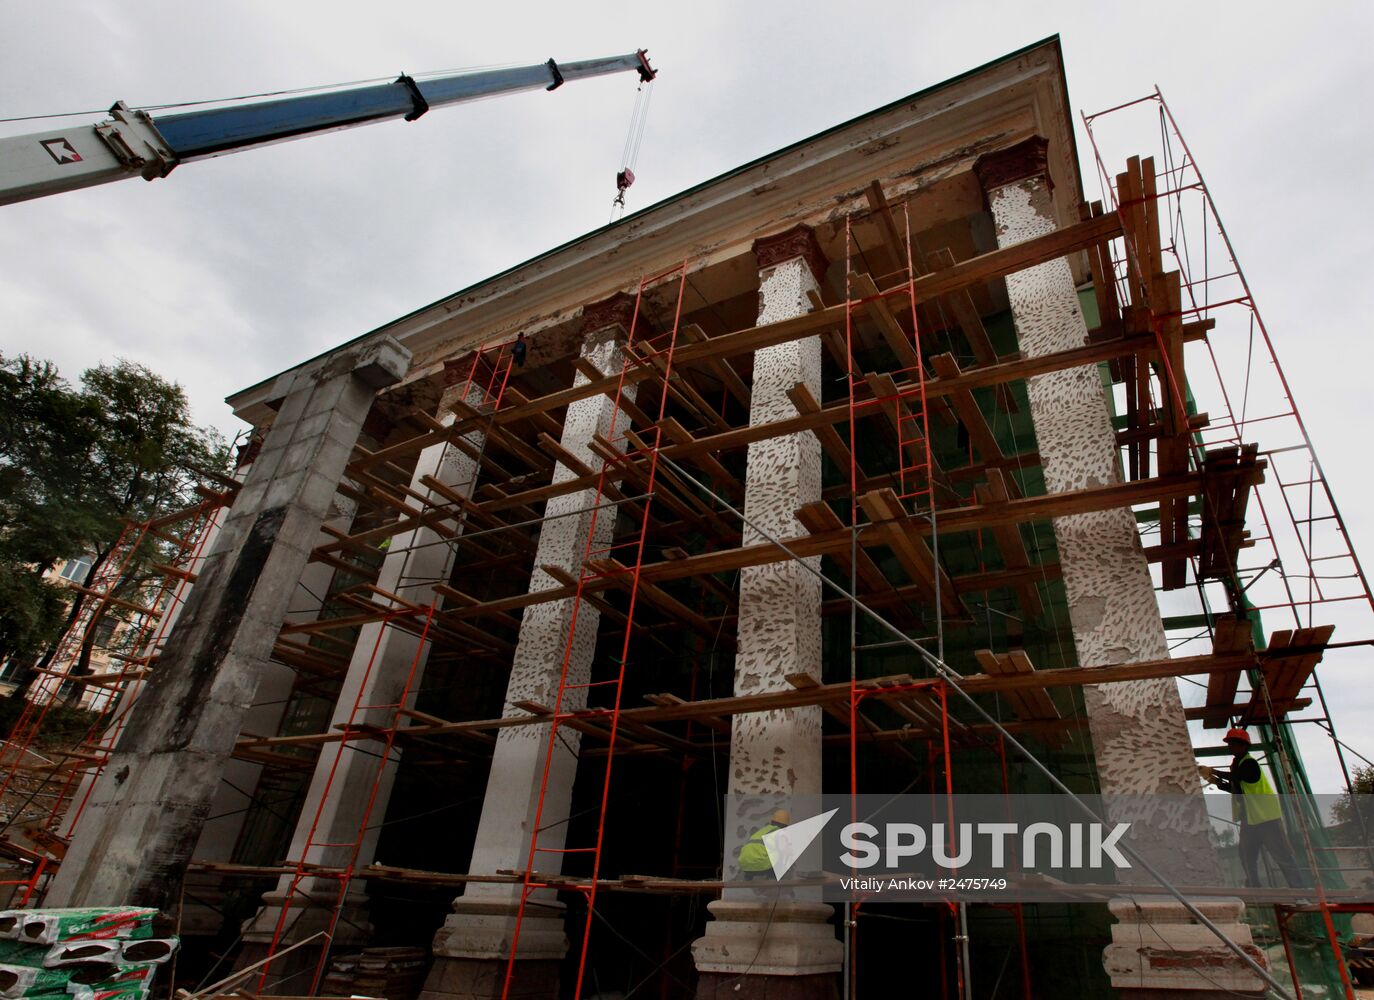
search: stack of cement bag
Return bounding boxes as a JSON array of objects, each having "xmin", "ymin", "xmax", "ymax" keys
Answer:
[{"xmin": 0, "ymin": 908, "xmax": 178, "ymax": 999}]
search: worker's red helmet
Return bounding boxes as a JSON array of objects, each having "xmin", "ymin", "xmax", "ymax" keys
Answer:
[{"xmin": 1224, "ymin": 728, "xmax": 1251, "ymax": 745}]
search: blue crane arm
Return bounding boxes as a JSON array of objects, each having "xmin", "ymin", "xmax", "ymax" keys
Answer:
[
  {"xmin": 0, "ymin": 51, "xmax": 655, "ymax": 206},
  {"xmin": 155, "ymin": 53, "xmax": 655, "ymax": 160}
]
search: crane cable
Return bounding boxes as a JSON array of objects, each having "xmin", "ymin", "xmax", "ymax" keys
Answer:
[{"xmin": 610, "ymin": 78, "xmax": 654, "ymax": 220}]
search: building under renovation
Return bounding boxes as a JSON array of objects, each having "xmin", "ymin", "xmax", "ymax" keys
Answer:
[{"xmin": 3, "ymin": 35, "xmax": 1371, "ymax": 1000}]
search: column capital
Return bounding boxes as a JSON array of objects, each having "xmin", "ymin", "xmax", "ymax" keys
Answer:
[
  {"xmin": 325, "ymin": 334, "xmax": 410, "ymax": 389},
  {"xmin": 751, "ymin": 223, "xmax": 828, "ymax": 283},
  {"xmin": 580, "ymin": 291, "xmax": 638, "ymax": 335},
  {"xmin": 440, "ymin": 355, "xmax": 471, "ymax": 386},
  {"xmin": 234, "ymin": 430, "xmax": 265, "ymax": 470},
  {"xmin": 973, "ymin": 135, "xmax": 1052, "ymax": 193},
  {"xmin": 437, "ymin": 355, "xmax": 479, "ymax": 414}
]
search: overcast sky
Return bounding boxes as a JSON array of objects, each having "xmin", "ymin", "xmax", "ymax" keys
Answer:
[{"xmin": 4, "ymin": 2, "xmax": 1371, "ymax": 794}]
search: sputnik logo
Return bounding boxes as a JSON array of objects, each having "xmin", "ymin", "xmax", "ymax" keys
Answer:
[{"xmin": 761, "ymin": 808, "xmax": 838, "ymax": 879}]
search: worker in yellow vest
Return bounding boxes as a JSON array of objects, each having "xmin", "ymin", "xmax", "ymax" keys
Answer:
[
  {"xmin": 1202, "ymin": 728, "xmax": 1308, "ymax": 888},
  {"xmin": 739, "ymin": 809, "xmax": 790, "ymax": 880}
]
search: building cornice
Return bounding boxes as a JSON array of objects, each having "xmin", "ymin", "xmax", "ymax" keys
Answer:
[{"xmin": 226, "ymin": 37, "xmax": 1081, "ymax": 423}]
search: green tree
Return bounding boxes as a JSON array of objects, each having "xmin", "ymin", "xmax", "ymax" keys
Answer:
[
  {"xmin": 0, "ymin": 356, "xmax": 103, "ymax": 667},
  {"xmin": 1331, "ymin": 763, "xmax": 1374, "ymax": 846},
  {"xmin": 0, "ymin": 354, "xmax": 230, "ymax": 700}
]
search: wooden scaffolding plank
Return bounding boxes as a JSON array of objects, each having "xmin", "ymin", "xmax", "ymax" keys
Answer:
[
  {"xmin": 355, "ymin": 213, "xmax": 1128, "ymax": 474},
  {"xmin": 923, "ymin": 247, "xmax": 999, "ymax": 369},
  {"xmin": 626, "ymin": 340, "xmax": 729, "ymax": 434},
  {"xmin": 786, "ymin": 382, "xmax": 862, "ymax": 482},
  {"xmin": 796, "ymin": 502, "xmax": 886, "ymax": 594},
  {"xmin": 1199, "ymin": 443, "xmax": 1263, "ymax": 580},
  {"xmin": 233, "ymin": 648, "xmax": 1263, "ymax": 758},
  {"xmin": 440, "ymin": 466, "xmax": 1226, "ymax": 625},
  {"xmin": 862, "ymin": 371, "xmax": 956, "ymax": 497},
  {"xmin": 586, "ymin": 557, "xmax": 730, "ymax": 646},
  {"xmin": 1201, "ymin": 615, "xmax": 1257, "ymax": 728},
  {"xmin": 865, "ymin": 180, "xmax": 912, "ymax": 273},
  {"xmin": 1081, "ymin": 201, "xmax": 1123, "ymax": 338},
  {"xmin": 851, "ymin": 271, "xmax": 920, "ymax": 372},
  {"xmin": 678, "ymin": 323, "xmax": 750, "ymax": 407},
  {"xmin": 928, "ymin": 353, "xmax": 1013, "ymax": 474},
  {"xmin": 1260, "ymin": 624, "xmax": 1335, "ymax": 703},
  {"xmin": 453, "ymin": 328, "xmax": 1162, "ymax": 528},
  {"xmin": 1189, "ymin": 698, "xmax": 1312, "ymax": 723},
  {"xmin": 448, "ymin": 398, "xmax": 552, "ymax": 472},
  {"xmin": 659, "ymin": 416, "xmax": 744, "ymax": 500},
  {"xmin": 857, "ymin": 489, "xmax": 964, "ymax": 618}
]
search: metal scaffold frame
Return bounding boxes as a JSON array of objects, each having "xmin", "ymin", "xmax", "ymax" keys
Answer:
[
  {"xmin": 1, "ymin": 119, "xmax": 1366, "ymax": 998},
  {"xmin": 504, "ymin": 258, "xmax": 691, "ymax": 1000},
  {"xmin": 0, "ymin": 490, "xmax": 228, "ymax": 903},
  {"xmin": 1084, "ymin": 89, "xmax": 1374, "ymax": 999}
]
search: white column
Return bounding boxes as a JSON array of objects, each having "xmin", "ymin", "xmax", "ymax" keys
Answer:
[
  {"xmin": 731, "ymin": 226, "xmax": 826, "ymax": 807},
  {"xmin": 420, "ymin": 295, "xmax": 637, "ymax": 1000},
  {"xmin": 691, "ymin": 225, "xmax": 843, "ymax": 992},
  {"xmin": 241, "ymin": 373, "xmax": 487, "ymax": 956},
  {"xmin": 975, "ymin": 137, "xmax": 1257, "ymax": 995},
  {"xmin": 975, "ymin": 138, "xmax": 1213, "ymax": 855}
]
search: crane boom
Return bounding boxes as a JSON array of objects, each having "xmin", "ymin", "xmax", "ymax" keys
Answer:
[{"xmin": 0, "ymin": 51, "xmax": 655, "ymax": 206}]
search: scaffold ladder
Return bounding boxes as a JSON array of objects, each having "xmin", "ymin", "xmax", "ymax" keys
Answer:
[
  {"xmin": 49, "ymin": 494, "xmax": 227, "ymax": 839},
  {"xmin": 0, "ymin": 521, "xmax": 149, "ymax": 793},
  {"xmin": 254, "ymin": 600, "xmax": 439, "ymax": 995},
  {"xmin": 503, "ymin": 259, "xmax": 689, "ymax": 1000},
  {"xmin": 460, "ymin": 339, "xmax": 516, "ymax": 412},
  {"xmin": 256, "ymin": 334, "xmax": 523, "ymax": 991}
]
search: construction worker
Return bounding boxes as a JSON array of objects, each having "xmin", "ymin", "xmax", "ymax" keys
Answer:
[
  {"xmin": 1201, "ymin": 728, "xmax": 1308, "ymax": 888},
  {"xmin": 738, "ymin": 809, "xmax": 789, "ymax": 880},
  {"xmin": 511, "ymin": 332, "xmax": 528, "ymax": 368}
]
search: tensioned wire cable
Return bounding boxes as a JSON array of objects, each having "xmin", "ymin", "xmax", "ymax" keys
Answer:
[{"xmin": 651, "ymin": 449, "xmax": 1294, "ymax": 999}]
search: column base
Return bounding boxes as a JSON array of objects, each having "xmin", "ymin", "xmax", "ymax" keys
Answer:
[
  {"xmin": 177, "ymin": 872, "xmax": 229, "ymax": 937},
  {"xmin": 232, "ymin": 888, "xmax": 371, "ymax": 989},
  {"xmin": 694, "ymin": 971, "xmax": 839, "ymax": 1000},
  {"xmin": 691, "ymin": 900, "xmax": 842, "ymax": 983},
  {"xmin": 418, "ymin": 957, "xmax": 560, "ymax": 1000},
  {"xmin": 419, "ymin": 896, "xmax": 568, "ymax": 1000},
  {"xmin": 1103, "ymin": 896, "xmax": 1267, "ymax": 997}
]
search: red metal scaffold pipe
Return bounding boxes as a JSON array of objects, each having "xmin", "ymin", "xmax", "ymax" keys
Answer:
[{"xmin": 502, "ymin": 259, "xmax": 691, "ymax": 1000}]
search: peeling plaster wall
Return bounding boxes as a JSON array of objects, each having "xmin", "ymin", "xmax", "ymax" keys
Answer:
[
  {"xmin": 988, "ymin": 177, "xmax": 1216, "ymax": 879},
  {"xmin": 725, "ymin": 257, "xmax": 824, "ymax": 872}
]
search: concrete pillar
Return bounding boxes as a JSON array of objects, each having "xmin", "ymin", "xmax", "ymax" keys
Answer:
[
  {"xmin": 58, "ymin": 497, "xmax": 232, "ymax": 843},
  {"xmin": 239, "ymin": 372, "xmax": 487, "ymax": 977},
  {"xmin": 691, "ymin": 226, "xmax": 842, "ymax": 1000},
  {"xmin": 975, "ymin": 138, "xmax": 1259, "ymax": 996},
  {"xmin": 45, "ymin": 336, "xmax": 410, "ymax": 911},
  {"xmin": 179, "ymin": 483, "xmax": 359, "ymax": 936},
  {"xmin": 419, "ymin": 295, "xmax": 636, "ymax": 1000}
]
